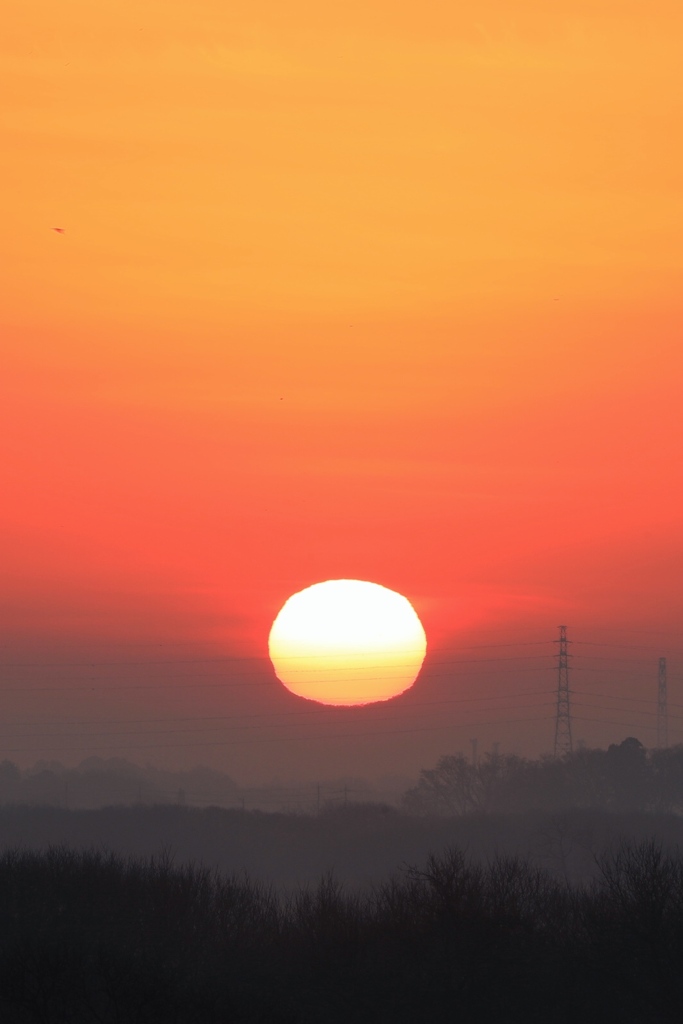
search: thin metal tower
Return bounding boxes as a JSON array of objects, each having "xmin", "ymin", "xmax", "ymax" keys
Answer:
[
  {"xmin": 657, "ymin": 657, "xmax": 668, "ymax": 749},
  {"xmin": 554, "ymin": 624, "xmax": 573, "ymax": 757}
]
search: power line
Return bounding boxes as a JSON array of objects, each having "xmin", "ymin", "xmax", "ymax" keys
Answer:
[
  {"xmin": 1, "ymin": 655, "xmax": 667, "ymax": 688},
  {"xmin": 0, "ymin": 702, "xmax": 556, "ymax": 743},
  {"xmin": 571, "ymin": 667, "xmax": 683, "ymax": 680},
  {"xmin": 0, "ymin": 714, "xmax": 555, "ymax": 756},
  {"xmin": 563, "ymin": 655, "xmax": 676, "ymax": 666},
  {"xmin": 0, "ymin": 638, "xmax": 556, "ymax": 653},
  {"xmin": 568, "ymin": 626, "xmax": 682, "ymax": 636},
  {"xmin": 3, "ymin": 665, "xmax": 678, "ymax": 694},
  {"xmin": 0, "ymin": 652, "xmax": 555, "ymax": 670},
  {"xmin": 574, "ymin": 641, "xmax": 683, "ymax": 653},
  {"xmin": 573, "ymin": 690, "xmax": 683, "ymax": 712},
  {"xmin": 572, "ymin": 701, "xmax": 683, "ymax": 723},
  {"xmin": 573, "ymin": 715, "xmax": 657, "ymax": 733},
  {"xmin": 0, "ymin": 689, "xmax": 556, "ymax": 728},
  {"xmin": 0, "ymin": 664, "xmax": 559, "ymax": 693}
]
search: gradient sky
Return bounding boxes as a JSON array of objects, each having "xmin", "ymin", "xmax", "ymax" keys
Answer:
[{"xmin": 2, "ymin": 1, "xmax": 682, "ymax": 783}]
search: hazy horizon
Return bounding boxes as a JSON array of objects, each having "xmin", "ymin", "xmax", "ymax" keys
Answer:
[{"xmin": 1, "ymin": 618, "xmax": 679, "ymax": 784}]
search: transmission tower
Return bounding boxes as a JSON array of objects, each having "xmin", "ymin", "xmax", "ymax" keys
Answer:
[
  {"xmin": 657, "ymin": 657, "xmax": 668, "ymax": 749},
  {"xmin": 554, "ymin": 624, "xmax": 573, "ymax": 757}
]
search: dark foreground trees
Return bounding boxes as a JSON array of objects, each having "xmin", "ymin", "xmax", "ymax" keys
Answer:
[{"xmin": 0, "ymin": 843, "xmax": 682, "ymax": 1023}]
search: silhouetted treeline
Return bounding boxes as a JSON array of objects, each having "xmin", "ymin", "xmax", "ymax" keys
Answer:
[
  {"xmin": 10, "ymin": 737, "xmax": 680, "ymax": 820},
  {"xmin": 3, "ymin": 801, "xmax": 683, "ymax": 887},
  {"xmin": 0, "ymin": 841, "xmax": 681, "ymax": 1023},
  {"xmin": 403, "ymin": 738, "xmax": 683, "ymax": 815},
  {"xmin": 0, "ymin": 756, "xmax": 239, "ymax": 809},
  {"xmin": 0, "ymin": 757, "xmax": 404, "ymax": 813}
]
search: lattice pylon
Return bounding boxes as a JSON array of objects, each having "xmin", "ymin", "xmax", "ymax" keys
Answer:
[{"xmin": 554, "ymin": 624, "xmax": 573, "ymax": 757}]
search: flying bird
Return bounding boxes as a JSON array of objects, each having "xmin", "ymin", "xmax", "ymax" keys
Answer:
[{"xmin": 52, "ymin": 227, "xmax": 65, "ymax": 234}]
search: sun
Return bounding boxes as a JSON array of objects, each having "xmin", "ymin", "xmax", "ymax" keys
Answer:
[{"xmin": 268, "ymin": 579, "xmax": 427, "ymax": 706}]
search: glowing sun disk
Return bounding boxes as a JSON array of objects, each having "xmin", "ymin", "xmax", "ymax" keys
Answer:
[{"xmin": 268, "ymin": 579, "xmax": 427, "ymax": 706}]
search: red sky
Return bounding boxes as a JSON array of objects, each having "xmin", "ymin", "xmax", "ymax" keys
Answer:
[{"xmin": 1, "ymin": 1, "xmax": 682, "ymax": 783}]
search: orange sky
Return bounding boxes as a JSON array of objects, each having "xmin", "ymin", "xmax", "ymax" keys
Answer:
[{"xmin": 2, "ymin": 1, "xmax": 682, "ymax": 781}]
